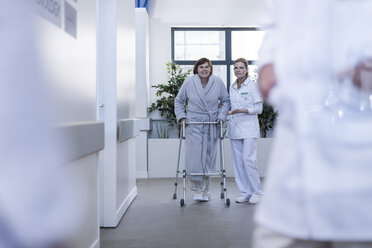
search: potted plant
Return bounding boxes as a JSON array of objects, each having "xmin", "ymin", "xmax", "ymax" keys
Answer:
[
  {"xmin": 258, "ymin": 102, "xmax": 277, "ymax": 138},
  {"xmin": 149, "ymin": 62, "xmax": 191, "ymax": 137}
]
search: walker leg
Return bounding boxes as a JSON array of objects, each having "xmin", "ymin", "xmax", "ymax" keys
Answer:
[
  {"xmin": 220, "ymin": 181, "xmax": 224, "ymax": 199},
  {"xmin": 219, "ymin": 122, "xmax": 230, "ymax": 207},
  {"xmin": 220, "ymin": 155, "xmax": 224, "ymax": 199},
  {"xmin": 181, "ymin": 169, "xmax": 186, "ymax": 207},
  {"xmin": 173, "ymin": 126, "xmax": 184, "ymax": 200},
  {"xmin": 222, "ymin": 169, "xmax": 230, "ymax": 206},
  {"xmin": 219, "ymin": 125, "xmax": 225, "ymax": 199}
]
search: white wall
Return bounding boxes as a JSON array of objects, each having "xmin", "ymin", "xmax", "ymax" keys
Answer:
[
  {"xmin": 135, "ymin": 8, "xmax": 151, "ymax": 178},
  {"xmin": 147, "ymin": 0, "xmax": 265, "ymax": 112},
  {"xmin": 116, "ymin": 0, "xmax": 137, "ymax": 224},
  {"xmin": 36, "ymin": 0, "xmax": 97, "ymax": 123},
  {"xmin": 65, "ymin": 154, "xmax": 99, "ymax": 248},
  {"xmin": 116, "ymin": 139, "xmax": 137, "ymax": 211},
  {"xmin": 98, "ymin": 0, "xmax": 137, "ymax": 228},
  {"xmin": 117, "ymin": 0, "xmax": 136, "ymax": 119},
  {"xmin": 34, "ymin": 1, "xmax": 100, "ymax": 247},
  {"xmin": 135, "ymin": 9, "xmax": 150, "ymax": 118}
]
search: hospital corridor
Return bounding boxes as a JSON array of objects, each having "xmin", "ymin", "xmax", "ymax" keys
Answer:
[
  {"xmin": 2, "ymin": 0, "xmax": 372, "ymax": 247},
  {"xmin": 100, "ymin": 178, "xmax": 262, "ymax": 248}
]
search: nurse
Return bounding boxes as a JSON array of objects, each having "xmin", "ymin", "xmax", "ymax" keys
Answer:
[{"xmin": 227, "ymin": 58, "xmax": 263, "ymax": 204}]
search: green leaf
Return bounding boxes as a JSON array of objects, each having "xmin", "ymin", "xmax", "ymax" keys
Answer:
[
  {"xmin": 258, "ymin": 102, "xmax": 278, "ymax": 137},
  {"xmin": 149, "ymin": 62, "xmax": 191, "ymax": 134}
]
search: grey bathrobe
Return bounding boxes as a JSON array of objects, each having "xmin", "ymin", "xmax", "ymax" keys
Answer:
[{"xmin": 175, "ymin": 74, "xmax": 230, "ymax": 182}]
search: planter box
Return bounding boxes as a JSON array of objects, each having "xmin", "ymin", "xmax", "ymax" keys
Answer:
[{"xmin": 148, "ymin": 138, "xmax": 273, "ymax": 178}]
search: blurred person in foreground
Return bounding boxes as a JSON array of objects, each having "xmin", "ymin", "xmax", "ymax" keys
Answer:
[
  {"xmin": 0, "ymin": 1, "xmax": 85, "ymax": 247},
  {"xmin": 253, "ymin": 0, "xmax": 372, "ymax": 247}
]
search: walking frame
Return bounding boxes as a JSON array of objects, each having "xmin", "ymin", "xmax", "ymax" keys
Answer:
[{"xmin": 172, "ymin": 120, "xmax": 230, "ymax": 207}]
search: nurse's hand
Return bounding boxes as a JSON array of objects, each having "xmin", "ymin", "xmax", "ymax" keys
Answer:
[{"xmin": 258, "ymin": 63, "xmax": 276, "ymax": 100}]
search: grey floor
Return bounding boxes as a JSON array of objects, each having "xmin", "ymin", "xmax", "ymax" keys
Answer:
[{"xmin": 100, "ymin": 178, "xmax": 261, "ymax": 248}]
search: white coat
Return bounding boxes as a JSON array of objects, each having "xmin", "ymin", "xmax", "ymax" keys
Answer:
[
  {"xmin": 227, "ymin": 78, "xmax": 264, "ymax": 198},
  {"xmin": 255, "ymin": 0, "xmax": 372, "ymax": 241},
  {"xmin": 227, "ymin": 78, "xmax": 263, "ymax": 139}
]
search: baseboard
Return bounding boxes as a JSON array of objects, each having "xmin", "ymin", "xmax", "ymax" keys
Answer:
[
  {"xmin": 116, "ymin": 186, "xmax": 137, "ymax": 224},
  {"xmin": 89, "ymin": 238, "xmax": 99, "ymax": 248},
  {"xmin": 136, "ymin": 170, "xmax": 148, "ymax": 178}
]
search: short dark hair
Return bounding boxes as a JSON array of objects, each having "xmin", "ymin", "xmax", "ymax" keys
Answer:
[
  {"xmin": 233, "ymin": 58, "xmax": 249, "ymax": 77},
  {"xmin": 193, "ymin": 57, "xmax": 213, "ymax": 75}
]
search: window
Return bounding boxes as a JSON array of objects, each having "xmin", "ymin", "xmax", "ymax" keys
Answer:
[
  {"xmin": 231, "ymin": 30, "xmax": 265, "ymax": 61},
  {"xmin": 174, "ymin": 31, "xmax": 225, "ymax": 60},
  {"xmin": 171, "ymin": 27, "xmax": 264, "ymax": 89}
]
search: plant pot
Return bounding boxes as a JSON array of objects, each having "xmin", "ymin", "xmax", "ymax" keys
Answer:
[{"xmin": 148, "ymin": 138, "xmax": 274, "ymax": 178}]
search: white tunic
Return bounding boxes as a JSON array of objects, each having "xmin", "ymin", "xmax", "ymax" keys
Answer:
[
  {"xmin": 227, "ymin": 78, "xmax": 263, "ymax": 139},
  {"xmin": 255, "ymin": 0, "xmax": 372, "ymax": 241}
]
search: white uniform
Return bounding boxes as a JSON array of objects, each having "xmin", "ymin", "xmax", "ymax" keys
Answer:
[
  {"xmin": 227, "ymin": 78, "xmax": 263, "ymax": 198},
  {"xmin": 255, "ymin": 0, "xmax": 372, "ymax": 242}
]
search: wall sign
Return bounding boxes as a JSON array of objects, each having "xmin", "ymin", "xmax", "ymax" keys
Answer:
[
  {"xmin": 64, "ymin": 1, "xmax": 77, "ymax": 38},
  {"xmin": 33, "ymin": 0, "xmax": 62, "ymax": 27}
]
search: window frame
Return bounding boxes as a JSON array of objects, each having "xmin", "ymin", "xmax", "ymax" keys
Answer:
[{"xmin": 171, "ymin": 27, "xmax": 260, "ymax": 90}]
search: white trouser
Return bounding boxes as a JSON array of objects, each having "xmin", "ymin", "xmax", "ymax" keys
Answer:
[
  {"xmin": 253, "ymin": 225, "xmax": 372, "ymax": 248},
  {"xmin": 230, "ymin": 138, "xmax": 263, "ymax": 198},
  {"xmin": 189, "ymin": 176, "xmax": 210, "ymax": 195}
]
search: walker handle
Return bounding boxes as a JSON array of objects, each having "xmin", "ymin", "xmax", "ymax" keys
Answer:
[
  {"xmin": 182, "ymin": 120, "xmax": 186, "ymax": 139},
  {"xmin": 185, "ymin": 121, "xmax": 219, "ymax": 125},
  {"xmin": 219, "ymin": 120, "xmax": 224, "ymax": 138}
]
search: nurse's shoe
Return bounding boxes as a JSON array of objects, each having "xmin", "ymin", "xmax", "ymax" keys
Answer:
[
  {"xmin": 193, "ymin": 192, "xmax": 204, "ymax": 202},
  {"xmin": 235, "ymin": 195, "xmax": 250, "ymax": 203},
  {"xmin": 248, "ymin": 194, "xmax": 262, "ymax": 204}
]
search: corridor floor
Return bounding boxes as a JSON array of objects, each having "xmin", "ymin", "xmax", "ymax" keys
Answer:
[{"xmin": 100, "ymin": 178, "xmax": 261, "ymax": 248}]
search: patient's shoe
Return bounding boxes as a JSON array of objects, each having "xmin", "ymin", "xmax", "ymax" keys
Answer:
[
  {"xmin": 201, "ymin": 192, "xmax": 210, "ymax": 202},
  {"xmin": 193, "ymin": 192, "xmax": 204, "ymax": 202},
  {"xmin": 235, "ymin": 195, "xmax": 250, "ymax": 203}
]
